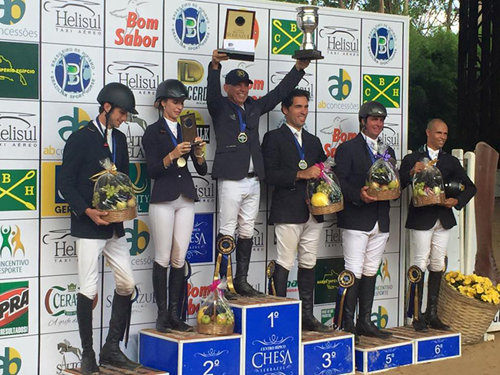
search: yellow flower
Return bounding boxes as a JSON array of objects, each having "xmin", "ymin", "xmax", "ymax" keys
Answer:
[
  {"xmin": 474, "ymin": 285, "xmax": 484, "ymax": 294},
  {"xmin": 497, "ymin": 284, "xmax": 500, "ymax": 292},
  {"xmin": 463, "ymin": 276, "xmax": 473, "ymax": 285},
  {"xmin": 481, "ymin": 294, "xmax": 492, "ymax": 303}
]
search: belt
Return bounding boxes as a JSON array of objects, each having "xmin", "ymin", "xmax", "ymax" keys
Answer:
[{"xmin": 247, "ymin": 172, "xmax": 257, "ymax": 178}]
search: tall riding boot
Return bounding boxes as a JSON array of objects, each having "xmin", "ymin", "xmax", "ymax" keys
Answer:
[
  {"xmin": 356, "ymin": 276, "xmax": 392, "ymax": 338},
  {"xmin": 271, "ymin": 263, "xmax": 289, "ymax": 297},
  {"xmin": 168, "ymin": 266, "xmax": 194, "ymax": 332},
  {"xmin": 77, "ymin": 294, "xmax": 100, "ymax": 375},
  {"xmin": 233, "ymin": 238, "xmax": 264, "ymax": 297},
  {"xmin": 412, "ymin": 273, "xmax": 428, "ymax": 332},
  {"xmin": 342, "ymin": 278, "xmax": 360, "ymax": 344},
  {"xmin": 298, "ymin": 267, "xmax": 331, "ymax": 332},
  {"xmin": 424, "ymin": 271, "xmax": 450, "ymax": 331},
  {"xmin": 153, "ymin": 262, "xmax": 171, "ymax": 333},
  {"xmin": 100, "ymin": 292, "xmax": 141, "ymax": 370}
]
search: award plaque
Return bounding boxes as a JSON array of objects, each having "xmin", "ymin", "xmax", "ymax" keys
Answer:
[
  {"xmin": 292, "ymin": 6, "xmax": 324, "ymax": 60},
  {"xmin": 180, "ymin": 112, "xmax": 197, "ymax": 143},
  {"xmin": 218, "ymin": 9, "xmax": 256, "ymax": 62}
]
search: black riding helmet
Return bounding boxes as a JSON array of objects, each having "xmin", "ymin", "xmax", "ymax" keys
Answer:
[
  {"xmin": 155, "ymin": 79, "xmax": 189, "ymax": 105},
  {"xmin": 358, "ymin": 101, "xmax": 387, "ymax": 123},
  {"xmin": 97, "ymin": 82, "xmax": 138, "ymax": 114}
]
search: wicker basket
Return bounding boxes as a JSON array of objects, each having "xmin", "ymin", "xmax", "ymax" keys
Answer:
[
  {"xmin": 197, "ymin": 323, "xmax": 234, "ymax": 336},
  {"xmin": 437, "ymin": 278, "xmax": 499, "ymax": 345},
  {"xmin": 309, "ymin": 200, "xmax": 344, "ymax": 215},
  {"xmin": 367, "ymin": 188, "xmax": 400, "ymax": 201},
  {"xmin": 100, "ymin": 207, "xmax": 137, "ymax": 223},
  {"xmin": 413, "ymin": 193, "xmax": 445, "ymax": 207}
]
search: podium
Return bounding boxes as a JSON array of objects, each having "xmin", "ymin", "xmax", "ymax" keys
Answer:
[
  {"xmin": 355, "ymin": 336, "xmax": 414, "ymax": 373},
  {"xmin": 63, "ymin": 365, "xmax": 167, "ymax": 375},
  {"xmin": 301, "ymin": 330, "xmax": 355, "ymax": 375},
  {"xmin": 139, "ymin": 329, "xmax": 241, "ymax": 375}
]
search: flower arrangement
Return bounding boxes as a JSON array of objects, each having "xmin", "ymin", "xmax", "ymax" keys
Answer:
[{"xmin": 445, "ymin": 271, "xmax": 500, "ymax": 305}]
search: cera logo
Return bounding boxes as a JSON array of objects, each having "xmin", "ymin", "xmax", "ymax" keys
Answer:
[
  {"xmin": 44, "ymin": 283, "xmax": 87, "ymax": 317},
  {"xmin": 368, "ymin": 25, "xmax": 397, "ymax": 64},
  {"xmin": 320, "ymin": 116, "xmax": 356, "ymax": 157},
  {"xmin": 0, "ymin": 284, "xmax": 28, "ymax": 330},
  {"xmin": 371, "ymin": 306, "xmax": 389, "ymax": 329},
  {"xmin": 173, "ymin": 4, "xmax": 209, "ymax": 50},
  {"xmin": 51, "ymin": 48, "xmax": 95, "ymax": 99},
  {"xmin": 43, "ymin": 0, "xmax": 102, "ymax": 35},
  {"xmin": 0, "ymin": 0, "xmax": 25, "ymax": 25},
  {"xmin": 114, "ymin": 12, "xmax": 159, "ymax": 48},
  {"xmin": 125, "ymin": 219, "xmax": 150, "ymax": 256},
  {"xmin": 0, "ymin": 346, "xmax": 22, "ymax": 375}
]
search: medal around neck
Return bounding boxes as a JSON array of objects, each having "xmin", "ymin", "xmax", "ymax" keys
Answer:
[
  {"xmin": 298, "ymin": 159, "xmax": 308, "ymax": 170},
  {"xmin": 238, "ymin": 132, "xmax": 248, "ymax": 143},
  {"xmin": 177, "ymin": 157, "xmax": 187, "ymax": 168}
]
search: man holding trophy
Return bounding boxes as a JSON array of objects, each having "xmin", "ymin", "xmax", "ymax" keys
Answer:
[{"xmin": 208, "ymin": 6, "xmax": 323, "ymax": 297}]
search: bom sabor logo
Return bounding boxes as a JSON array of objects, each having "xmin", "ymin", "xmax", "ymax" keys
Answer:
[
  {"xmin": 0, "ymin": 170, "xmax": 37, "ymax": 212},
  {"xmin": 0, "ymin": 280, "xmax": 29, "ymax": 337}
]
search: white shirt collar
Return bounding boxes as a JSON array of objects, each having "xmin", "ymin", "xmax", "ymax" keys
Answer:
[
  {"xmin": 427, "ymin": 145, "xmax": 439, "ymax": 160},
  {"xmin": 361, "ymin": 132, "xmax": 378, "ymax": 153},
  {"xmin": 286, "ymin": 124, "xmax": 303, "ymax": 146},
  {"xmin": 164, "ymin": 117, "xmax": 178, "ymax": 137}
]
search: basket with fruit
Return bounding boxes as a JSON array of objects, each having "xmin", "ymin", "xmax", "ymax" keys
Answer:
[
  {"xmin": 91, "ymin": 158, "xmax": 138, "ymax": 223},
  {"xmin": 412, "ymin": 158, "xmax": 445, "ymax": 207},
  {"xmin": 366, "ymin": 148, "xmax": 401, "ymax": 201},
  {"xmin": 307, "ymin": 159, "xmax": 343, "ymax": 215},
  {"xmin": 197, "ymin": 279, "xmax": 235, "ymax": 336}
]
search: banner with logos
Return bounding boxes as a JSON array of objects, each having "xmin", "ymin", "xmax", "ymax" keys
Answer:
[{"xmin": 0, "ymin": 0, "xmax": 409, "ymax": 372}]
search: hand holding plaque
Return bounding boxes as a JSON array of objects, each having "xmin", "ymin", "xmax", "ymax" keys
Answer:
[
  {"xmin": 292, "ymin": 6, "xmax": 324, "ymax": 60},
  {"xmin": 217, "ymin": 9, "xmax": 256, "ymax": 62}
]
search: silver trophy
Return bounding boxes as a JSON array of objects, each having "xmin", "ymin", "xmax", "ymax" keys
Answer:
[{"xmin": 293, "ymin": 6, "xmax": 323, "ymax": 60}]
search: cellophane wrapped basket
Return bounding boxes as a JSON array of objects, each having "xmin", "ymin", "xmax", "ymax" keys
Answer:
[
  {"xmin": 91, "ymin": 158, "xmax": 137, "ymax": 223},
  {"xmin": 306, "ymin": 158, "xmax": 343, "ymax": 215},
  {"xmin": 197, "ymin": 280, "xmax": 235, "ymax": 336},
  {"xmin": 438, "ymin": 271, "xmax": 500, "ymax": 345},
  {"xmin": 412, "ymin": 157, "xmax": 446, "ymax": 207},
  {"xmin": 366, "ymin": 145, "xmax": 401, "ymax": 200}
]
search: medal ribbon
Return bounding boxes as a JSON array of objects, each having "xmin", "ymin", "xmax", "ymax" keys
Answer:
[
  {"xmin": 292, "ymin": 132, "xmax": 305, "ymax": 162},
  {"xmin": 164, "ymin": 119, "xmax": 183, "ymax": 146},
  {"xmin": 95, "ymin": 117, "xmax": 116, "ymax": 164},
  {"xmin": 231, "ymin": 103, "xmax": 247, "ymax": 134}
]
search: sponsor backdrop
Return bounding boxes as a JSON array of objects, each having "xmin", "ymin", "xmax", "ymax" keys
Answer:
[{"xmin": 0, "ymin": 0, "xmax": 409, "ymax": 373}]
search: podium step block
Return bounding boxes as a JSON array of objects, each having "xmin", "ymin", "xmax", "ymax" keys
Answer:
[
  {"xmin": 139, "ymin": 329, "xmax": 242, "ymax": 375},
  {"xmin": 229, "ymin": 296, "xmax": 301, "ymax": 375},
  {"xmin": 355, "ymin": 336, "xmax": 413, "ymax": 374},
  {"xmin": 301, "ymin": 331, "xmax": 355, "ymax": 375},
  {"xmin": 389, "ymin": 326, "xmax": 461, "ymax": 364},
  {"xmin": 63, "ymin": 365, "xmax": 166, "ymax": 375}
]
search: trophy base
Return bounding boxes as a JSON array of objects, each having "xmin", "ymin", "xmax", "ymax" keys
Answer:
[
  {"xmin": 218, "ymin": 49, "xmax": 255, "ymax": 62},
  {"xmin": 293, "ymin": 49, "xmax": 324, "ymax": 60}
]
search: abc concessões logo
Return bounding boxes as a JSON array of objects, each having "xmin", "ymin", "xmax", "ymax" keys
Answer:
[
  {"xmin": 51, "ymin": 49, "xmax": 95, "ymax": 99},
  {"xmin": 172, "ymin": 4, "xmax": 209, "ymax": 50},
  {"xmin": 0, "ymin": 0, "xmax": 26, "ymax": 25},
  {"xmin": 368, "ymin": 25, "xmax": 396, "ymax": 64}
]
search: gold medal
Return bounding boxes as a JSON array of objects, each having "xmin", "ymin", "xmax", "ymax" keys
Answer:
[
  {"xmin": 238, "ymin": 132, "xmax": 248, "ymax": 143},
  {"xmin": 298, "ymin": 160, "xmax": 308, "ymax": 170},
  {"xmin": 177, "ymin": 157, "xmax": 187, "ymax": 168}
]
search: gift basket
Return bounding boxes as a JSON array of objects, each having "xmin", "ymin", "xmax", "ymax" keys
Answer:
[
  {"xmin": 366, "ymin": 145, "xmax": 400, "ymax": 200},
  {"xmin": 91, "ymin": 158, "xmax": 137, "ymax": 223},
  {"xmin": 307, "ymin": 158, "xmax": 343, "ymax": 215},
  {"xmin": 197, "ymin": 279, "xmax": 235, "ymax": 335},
  {"xmin": 438, "ymin": 271, "xmax": 500, "ymax": 345},
  {"xmin": 412, "ymin": 157, "xmax": 445, "ymax": 207}
]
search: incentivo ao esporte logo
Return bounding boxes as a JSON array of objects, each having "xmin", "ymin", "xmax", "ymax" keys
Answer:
[
  {"xmin": 368, "ymin": 24, "xmax": 397, "ymax": 65},
  {"xmin": 0, "ymin": 346, "xmax": 22, "ymax": 375},
  {"xmin": 363, "ymin": 74, "xmax": 401, "ymax": 108},
  {"xmin": 0, "ymin": 41, "xmax": 38, "ymax": 99},
  {"xmin": 0, "ymin": 224, "xmax": 27, "ymax": 277},
  {"xmin": 172, "ymin": 3, "xmax": 209, "ymax": 50},
  {"xmin": 272, "ymin": 19, "xmax": 303, "ymax": 56},
  {"xmin": 0, "ymin": 280, "xmax": 29, "ymax": 337},
  {"xmin": 0, "ymin": 169, "xmax": 37, "ymax": 212}
]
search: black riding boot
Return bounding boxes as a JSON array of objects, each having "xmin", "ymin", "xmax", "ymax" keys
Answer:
[
  {"xmin": 168, "ymin": 266, "xmax": 194, "ymax": 332},
  {"xmin": 153, "ymin": 262, "xmax": 171, "ymax": 333},
  {"xmin": 77, "ymin": 294, "xmax": 100, "ymax": 375},
  {"xmin": 412, "ymin": 273, "xmax": 428, "ymax": 332},
  {"xmin": 356, "ymin": 276, "xmax": 392, "ymax": 339},
  {"xmin": 298, "ymin": 267, "xmax": 331, "ymax": 332},
  {"xmin": 100, "ymin": 292, "xmax": 141, "ymax": 370},
  {"xmin": 271, "ymin": 263, "xmax": 289, "ymax": 297},
  {"xmin": 233, "ymin": 238, "xmax": 264, "ymax": 297},
  {"xmin": 424, "ymin": 271, "xmax": 450, "ymax": 331},
  {"xmin": 341, "ymin": 278, "xmax": 360, "ymax": 344}
]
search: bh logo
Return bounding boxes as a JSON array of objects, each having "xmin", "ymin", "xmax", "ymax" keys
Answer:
[
  {"xmin": 173, "ymin": 5, "xmax": 208, "ymax": 49},
  {"xmin": 328, "ymin": 69, "xmax": 352, "ymax": 101},
  {"xmin": 0, "ymin": 0, "xmax": 25, "ymax": 25},
  {"xmin": 371, "ymin": 306, "xmax": 389, "ymax": 329},
  {"xmin": 0, "ymin": 347, "xmax": 22, "ymax": 375},
  {"xmin": 54, "ymin": 52, "xmax": 93, "ymax": 94},
  {"xmin": 369, "ymin": 25, "xmax": 396, "ymax": 63},
  {"xmin": 125, "ymin": 219, "xmax": 150, "ymax": 256}
]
